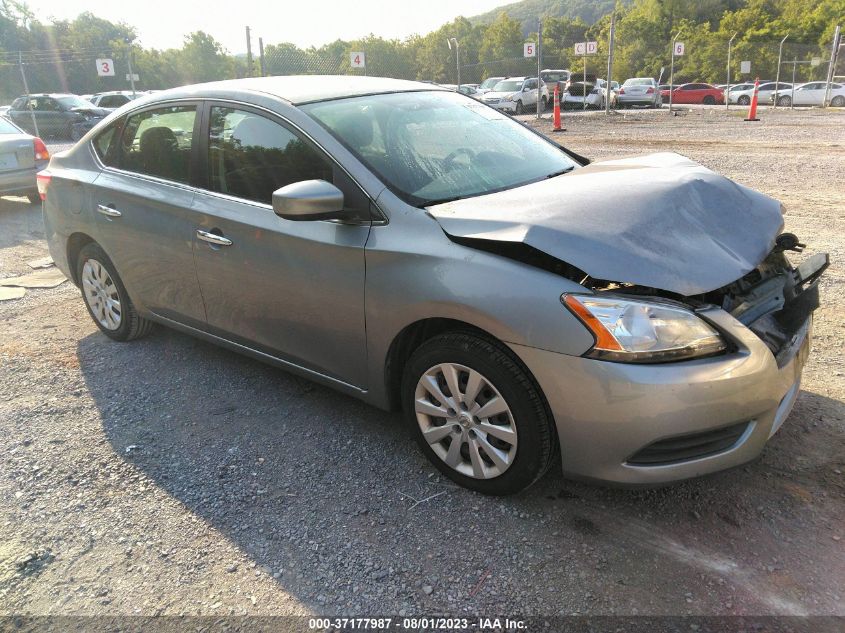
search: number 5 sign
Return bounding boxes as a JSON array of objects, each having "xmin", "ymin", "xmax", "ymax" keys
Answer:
[
  {"xmin": 523, "ymin": 42, "xmax": 535, "ymax": 58},
  {"xmin": 674, "ymin": 42, "xmax": 685, "ymax": 56},
  {"xmin": 96, "ymin": 58, "xmax": 115, "ymax": 77},
  {"xmin": 350, "ymin": 52, "xmax": 366, "ymax": 69}
]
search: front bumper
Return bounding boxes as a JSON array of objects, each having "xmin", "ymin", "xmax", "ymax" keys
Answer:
[
  {"xmin": 482, "ymin": 100, "xmax": 517, "ymax": 113},
  {"xmin": 509, "ymin": 307, "xmax": 812, "ymax": 485}
]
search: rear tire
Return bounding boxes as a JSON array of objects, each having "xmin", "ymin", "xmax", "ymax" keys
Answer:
[
  {"xmin": 703, "ymin": 95, "xmax": 716, "ymax": 105},
  {"xmin": 541, "ymin": 96, "xmax": 548, "ymax": 111},
  {"xmin": 832, "ymin": 95, "xmax": 845, "ymax": 107},
  {"xmin": 401, "ymin": 332, "xmax": 554, "ymax": 495},
  {"xmin": 27, "ymin": 191, "xmax": 41, "ymax": 205},
  {"xmin": 777, "ymin": 95, "xmax": 791, "ymax": 107},
  {"xmin": 737, "ymin": 95, "xmax": 751, "ymax": 106},
  {"xmin": 76, "ymin": 242, "xmax": 153, "ymax": 342}
]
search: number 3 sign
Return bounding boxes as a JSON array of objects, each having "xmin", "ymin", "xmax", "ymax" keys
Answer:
[{"xmin": 96, "ymin": 58, "xmax": 115, "ymax": 77}]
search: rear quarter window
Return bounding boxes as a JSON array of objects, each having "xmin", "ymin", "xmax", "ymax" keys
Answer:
[{"xmin": 93, "ymin": 123, "xmax": 120, "ymax": 166}]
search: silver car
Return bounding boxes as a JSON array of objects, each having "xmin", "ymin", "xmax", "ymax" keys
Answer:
[
  {"xmin": 40, "ymin": 76, "xmax": 827, "ymax": 495},
  {"xmin": 0, "ymin": 116, "xmax": 49, "ymax": 203},
  {"xmin": 618, "ymin": 77, "xmax": 662, "ymax": 108}
]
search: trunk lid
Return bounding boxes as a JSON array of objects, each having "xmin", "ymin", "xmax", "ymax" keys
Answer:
[{"xmin": 427, "ymin": 152, "xmax": 784, "ymax": 296}]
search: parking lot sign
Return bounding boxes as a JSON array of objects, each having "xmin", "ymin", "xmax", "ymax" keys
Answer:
[
  {"xmin": 674, "ymin": 42, "xmax": 685, "ymax": 56},
  {"xmin": 523, "ymin": 42, "xmax": 535, "ymax": 58},
  {"xmin": 574, "ymin": 42, "xmax": 598, "ymax": 56},
  {"xmin": 740, "ymin": 60, "xmax": 751, "ymax": 74},
  {"xmin": 574, "ymin": 42, "xmax": 585, "ymax": 55},
  {"xmin": 586, "ymin": 41, "xmax": 598, "ymax": 54},
  {"xmin": 349, "ymin": 52, "xmax": 366, "ymax": 69},
  {"xmin": 96, "ymin": 58, "xmax": 115, "ymax": 77}
]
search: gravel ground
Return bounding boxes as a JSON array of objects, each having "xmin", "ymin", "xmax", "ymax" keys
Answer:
[{"xmin": 0, "ymin": 106, "xmax": 843, "ymax": 620}]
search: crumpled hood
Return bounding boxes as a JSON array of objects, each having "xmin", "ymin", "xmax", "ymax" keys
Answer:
[
  {"xmin": 70, "ymin": 106, "xmax": 108, "ymax": 117},
  {"xmin": 427, "ymin": 152, "xmax": 784, "ymax": 296}
]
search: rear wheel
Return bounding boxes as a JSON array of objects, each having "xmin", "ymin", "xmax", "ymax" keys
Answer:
[
  {"xmin": 777, "ymin": 95, "xmax": 791, "ymax": 106},
  {"xmin": 832, "ymin": 95, "xmax": 845, "ymax": 107},
  {"xmin": 27, "ymin": 191, "xmax": 41, "ymax": 205},
  {"xmin": 76, "ymin": 242, "xmax": 153, "ymax": 342},
  {"xmin": 737, "ymin": 95, "xmax": 751, "ymax": 106},
  {"xmin": 541, "ymin": 96, "xmax": 548, "ymax": 111},
  {"xmin": 703, "ymin": 95, "xmax": 716, "ymax": 105},
  {"xmin": 402, "ymin": 332, "xmax": 554, "ymax": 495}
]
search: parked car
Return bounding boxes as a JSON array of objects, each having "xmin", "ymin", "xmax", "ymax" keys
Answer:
[
  {"xmin": 723, "ymin": 83, "xmax": 756, "ymax": 103},
  {"xmin": 0, "ymin": 105, "xmax": 10, "ymax": 116},
  {"xmin": 87, "ymin": 91, "xmax": 141, "ymax": 111},
  {"xmin": 480, "ymin": 77, "xmax": 549, "ymax": 114},
  {"xmin": 664, "ymin": 83, "xmax": 724, "ymax": 105},
  {"xmin": 562, "ymin": 76, "xmax": 615, "ymax": 109},
  {"xmin": 39, "ymin": 76, "xmax": 827, "ymax": 494},
  {"xmin": 729, "ymin": 82, "xmax": 791, "ymax": 106},
  {"xmin": 8, "ymin": 94, "xmax": 108, "ymax": 140},
  {"xmin": 769, "ymin": 82, "xmax": 845, "ymax": 107},
  {"xmin": 476, "ymin": 76, "xmax": 506, "ymax": 95},
  {"xmin": 618, "ymin": 77, "xmax": 662, "ymax": 108},
  {"xmin": 0, "ymin": 116, "xmax": 49, "ymax": 204},
  {"xmin": 540, "ymin": 69, "xmax": 571, "ymax": 95}
]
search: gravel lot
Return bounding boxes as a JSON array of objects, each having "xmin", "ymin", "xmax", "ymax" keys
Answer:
[{"xmin": 0, "ymin": 106, "xmax": 843, "ymax": 622}]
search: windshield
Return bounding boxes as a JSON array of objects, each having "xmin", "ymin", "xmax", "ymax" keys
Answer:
[
  {"xmin": 492, "ymin": 80, "xmax": 522, "ymax": 93},
  {"xmin": 302, "ymin": 91, "xmax": 578, "ymax": 207},
  {"xmin": 0, "ymin": 118, "xmax": 22, "ymax": 134},
  {"xmin": 623, "ymin": 78, "xmax": 654, "ymax": 86},
  {"xmin": 479, "ymin": 77, "xmax": 502, "ymax": 90},
  {"xmin": 56, "ymin": 95, "xmax": 93, "ymax": 109}
]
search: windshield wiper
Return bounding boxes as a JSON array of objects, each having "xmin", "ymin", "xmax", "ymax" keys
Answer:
[{"xmin": 546, "ymin": 166, "xmax": 575, "ymax": 179}]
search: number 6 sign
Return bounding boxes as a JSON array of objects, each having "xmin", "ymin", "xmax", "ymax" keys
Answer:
[
  {"xmin": 96, "ymin": 58, "xmax": 115, "ymax": 77},
  {"xmin": 674, "ymin": 42, "xmax": 685, "ymax": 56},
  {"xmin": 350, "ymin": 52, "xmax": 366, "ymax": 69}
]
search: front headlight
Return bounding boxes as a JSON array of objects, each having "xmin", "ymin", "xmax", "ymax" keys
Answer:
[
  {"xmin": 563, "ymin": 294, "xmax": 727, "ymax": 363},
  {"xmin": 506, "ymin": 94, "xmax": 515, "ymax": 101}
]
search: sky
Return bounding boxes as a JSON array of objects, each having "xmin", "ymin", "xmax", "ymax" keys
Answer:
[{"xmin": 25, "ymin": 0, "xmax": 513, "ymax": 52}]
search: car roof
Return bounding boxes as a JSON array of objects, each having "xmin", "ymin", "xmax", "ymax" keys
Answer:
[{"xmin": 144, "ymin": 75, "xmax": 447, "ymax": 105}]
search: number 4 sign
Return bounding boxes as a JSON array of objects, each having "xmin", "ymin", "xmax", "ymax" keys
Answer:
[
  {"xmin": 674, "ymin": 42, "xmax": 685, "ymax": 56},
  {"xmin": 96, "ymin": 58, "xmax": 115, "ymax": 77},
  {"xmin": 523, "ymin": 42, "xmax": 535, "ymax": 58},
  {"xmin": 350, "ymin": 52, "xmax": 366, "ymax": 69}
]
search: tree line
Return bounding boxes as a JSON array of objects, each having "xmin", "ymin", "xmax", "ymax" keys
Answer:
[{"xmin": 1, "ymin": 0, "xmax": 841, "ymax": 101}]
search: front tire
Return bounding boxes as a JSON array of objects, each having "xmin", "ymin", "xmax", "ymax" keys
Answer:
[
  {"xmin": 76, "ymin": 242, "xmax": 153, "ymax": 342},
  {"xmin": 832, "ymin": 95, "xmax": 845, "ymax": 107},
  {"xmin": 401, "ymin": 332, "xmax": 554, "ymax": 495},
  {"xmin": 514, "ymin": 100, "xmax": 524, "ymax": 115},
  {"xmin": 777, "ymin": 95, "xmax": 791, "ymax": 107},
  {"xmin": 703, "ymin": 95, "xmax": 716, "ymax": 105},
  {"xmin": 27, "ymin": 191, "xmax": 41, "ymax": 205},
  {"xmin": 737, "ymin": 95, "xmax": 751, "ymax": 106}
]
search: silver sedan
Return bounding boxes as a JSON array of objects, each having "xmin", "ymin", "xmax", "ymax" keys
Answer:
[
  {"xmin": 0, "ymin": 116, "xmax": 49, "ymax": 203},
  {"xmin": 40, "ymin": 76, "xmax": 827, "ymax": 494}
]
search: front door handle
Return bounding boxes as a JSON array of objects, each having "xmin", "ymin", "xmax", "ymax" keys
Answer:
[
  {"xmin": 96, "ymin": 204, "xmax": 122, "ymax": 218},
  {"xmin": 196, "ymin": 229, "xmax": 232, "ymax": 247}
]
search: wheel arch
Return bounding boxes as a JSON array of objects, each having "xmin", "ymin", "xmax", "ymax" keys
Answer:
[{"xmin": 66, "ymin": 232, "xmax": 96, "ymax": 285}]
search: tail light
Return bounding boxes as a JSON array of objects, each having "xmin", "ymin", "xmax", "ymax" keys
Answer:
[
  {"xmin": 646, "ymin": 87, "xmax": 654, "ymax": 94},
  {"xmin": 36, "ymin": 170, "xmax": 51, "ymax": 201},
  {"xmin": 33, "ymin": 137, "xmax": 50, "ymax": 161}
]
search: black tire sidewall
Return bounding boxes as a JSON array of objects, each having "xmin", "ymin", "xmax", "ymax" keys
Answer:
[
  {"xmin": 401, "ymin": 334, "xmax": 551, "ymax": 495},
  {"xmin": 76, "ymin": 243, "xmax": 135, "ymax": 341}
]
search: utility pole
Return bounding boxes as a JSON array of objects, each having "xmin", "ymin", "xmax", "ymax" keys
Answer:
[
  {"xmin": 726, "ymin": 32, "xmax": 737, "ymax": 110},
  {"xmin": 258, "ymin": 37, "xmax": 266, "ymax": 77},
  {"xmin": 18, "ymin": 51, "xmax": 39, "ymax": 138},
  {"xmin": 605, "ymin": 11, "xmax": 615, "ymax": 114},
  {"xmin": 447, "ymin": 38, "xmax": 460, "ymax": 88},
  {"xmin": 669, "ymin": 29, "xmax": 683, "ymax": 113},
  {"xmin": 245, "ymin": 26, "xmax": 253, "ymax": 77},
  {"xmin": 823, "ymin": 25, "xmax": 841, "ymax": 107},
  {"xmin": 536, "ymin": 18, "xmax": 542, "ymax": 119},
  {"xmin": 125, "ymin": 38, "xmax": 137, "ymax": 97},
  {"xmin": 774, "ymin": 33, "xmax": 788, "ymax": 108}
]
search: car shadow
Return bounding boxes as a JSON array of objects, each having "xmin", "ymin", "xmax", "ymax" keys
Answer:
[
  {"xmin": 0, "ymin": 196, "xmax": 44, "ymax": 252},
  {"xmin": 76, "ymin": 324, "xmax": 845, "ymax": 615}
]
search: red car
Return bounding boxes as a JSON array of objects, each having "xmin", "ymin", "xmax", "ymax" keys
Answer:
[{"xmin": 662, "ymin": 82, "xmax": 724, "ymax": 105}]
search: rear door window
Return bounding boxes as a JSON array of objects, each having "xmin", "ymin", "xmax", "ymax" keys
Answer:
[{"xmin": 113, "ymin": 105, "xmax": 196, "ymax": 183}]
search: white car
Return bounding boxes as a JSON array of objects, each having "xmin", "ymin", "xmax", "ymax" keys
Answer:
[
  {"xmin": 729, "ymin": 82, "xmax": 791, "ymax": 105},
  {"xmin": 476, "ymin": 76, "xmax": 506, "ymax": 95},
  {"xmin": 770, "ymin": 82, "xmax": 845, "ymax": 107},
  {"xmin": 87, "ymin": 91, "xmax": 142, "ymax": 111},
  {"xmin": 723, "ymin": 83, "xmax": 756, "ymax": 102},
  {"xmin": 618, "ymin": 77, "xmax": 662, "ymax": 108},
  {"xmin": 480, "ymin": 77, "xmax": 549, "ymax": 115},
  {"xmin": 563, "ymin": 77, "xmax": 614, "ymax": 109}
]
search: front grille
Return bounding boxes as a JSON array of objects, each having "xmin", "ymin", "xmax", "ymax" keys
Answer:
[{"xmin": 627, "ymin": 422, "xmax": 750, "ymax": 466}]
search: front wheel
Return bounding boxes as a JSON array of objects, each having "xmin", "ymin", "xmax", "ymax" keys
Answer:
[
  {"xmin": 703, "ymin": 95, "xmax": 716, "ymax": 105},
  {"xmin": 27, "ymin": 191, "xmax": 41, "ymax": 205},
  {"xmin": 514, "ymin": 100, "xmax": 524, "ymax": 115},
  {"xmin": 541, "ymin": 96, "xmax": 548, "ymax": 111},
  {"xmin": 402, "ymin": 332, "xmax": 555, "ymax": 495},
  {"xmin": 76, "ymin": 242, "xmax": 153, "ymax": 341},
  {"xmin": 832, "ymin": 95, "xmax": 845, "ymax": 107},
  {"xmin": 737, "ymin": 95, "xmax": 751, "ymax": 106},
  {"xmin": 777, "ymin": 95, "xmax": 791, "ymax": 106}
]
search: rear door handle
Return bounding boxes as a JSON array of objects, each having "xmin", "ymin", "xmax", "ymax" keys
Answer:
[
  {"xmin": 196, "ymin": 229, "xmax": 232, "ymax": 247},
  {"xmin": 96, "ymin": 204, "xmax": 122, "ymax": 218}
]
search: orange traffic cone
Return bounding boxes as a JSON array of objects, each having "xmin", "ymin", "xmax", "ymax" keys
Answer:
[
  {"xmin": 744, "ymin": 77, "xmax": 761, "ymax": 122},
  {"xmin": 552, "ymin": 85, "xmax": 565, "ymax": 132}
]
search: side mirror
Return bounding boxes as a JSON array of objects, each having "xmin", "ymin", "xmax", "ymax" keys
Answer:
[
  {"xmin": 523, "ymin": 86, "xmax": 530, "ymax": 92},
  {"xmin": 272, "ymin": 180, "xmax": 346, "ymax": 221}
]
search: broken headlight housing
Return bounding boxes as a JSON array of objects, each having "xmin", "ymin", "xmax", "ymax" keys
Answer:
[{"xmin": 563, "ymin": 294, "xmax": 727, "ymax": 363}]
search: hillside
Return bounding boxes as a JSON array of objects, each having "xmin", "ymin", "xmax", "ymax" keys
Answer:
[{"xmin": 469, "ymin": 0, "xmax": 625, "ymax": 32}]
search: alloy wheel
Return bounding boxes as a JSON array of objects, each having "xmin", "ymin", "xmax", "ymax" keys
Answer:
[
  {"xmin": 82, "ymin": 258, "xmax": 122, "ymax": 330},
  {"xmin": 414, "ymin": 363, "xmax": 517, "ymax": 479}
]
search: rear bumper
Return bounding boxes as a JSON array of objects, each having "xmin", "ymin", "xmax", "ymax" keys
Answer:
[
  {"xmin": 509, "ymin": 307, "xmax": 812, "ymax": 485},
  {"xmin": 618, "ymin": 94, "xmax": 658, "ymax": 104},
  {"xmin": 0, "ymin": 164, "xmax": 40, "ymax": 195}
]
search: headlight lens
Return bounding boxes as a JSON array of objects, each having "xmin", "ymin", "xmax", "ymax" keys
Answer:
[{"xmin": 563, "ymin": 294, "xmax": 727, "ymax": 363}]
